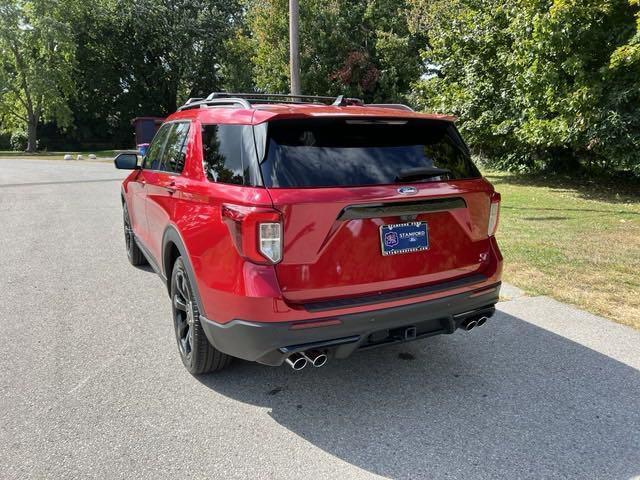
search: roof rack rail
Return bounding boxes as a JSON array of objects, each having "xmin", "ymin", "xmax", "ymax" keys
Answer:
[
  {"xmin": 177, "ymin": 92, "xmax": 412, "ymax": 111},
  {"xmin": 177, "ymin": 95, "xmax": 251, "ymax": 111},
  {"xmin": 367, "ymin": 103, "xmax": 414, "ymax": 112},
  {"xmin": 207, "ymin": 92, "xmax": 365, "ymax": 105},
  {"xmin": 331, "ymin": 95, "xmax": 365, "ymax": 106}
]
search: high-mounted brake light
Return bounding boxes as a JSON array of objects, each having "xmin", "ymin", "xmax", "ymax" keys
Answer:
[
  {"xmin": 488, "ymin": 192, "xmax": 501, "ymax": 236},
  {"xmin": 221, "ymin": 204, "xmax": 283, "ymax": 265}
]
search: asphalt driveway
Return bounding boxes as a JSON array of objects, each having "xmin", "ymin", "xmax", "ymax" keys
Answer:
[{"xmin": 1, "ymin": 159, "xmax": 638, "ymax": 479}]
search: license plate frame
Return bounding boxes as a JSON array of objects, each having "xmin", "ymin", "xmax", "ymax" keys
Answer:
[{"xmin": 379, "ymin": 221, "xmax": 429, "ymax": 256}]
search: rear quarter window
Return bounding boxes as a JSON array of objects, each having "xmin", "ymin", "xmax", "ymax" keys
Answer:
[
  {"xmin": 259, "ymin": 118, "xmax": 481, "ymax": 188},
  {"xmin": 161, "ymin": 122, "xmax": 190, "ymax": 173},
  {"xmin": 201, "ymin": 124, "xmax": 260, "ymax": 186},
  {"xmin": 202, "ymin": 124, "xmax": 243, "ymax": 184}
]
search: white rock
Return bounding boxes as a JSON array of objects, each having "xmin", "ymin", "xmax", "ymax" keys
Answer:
[
  {"xmin": 76, "ymin": 154, "xmax": 83, "ymax": 161},
  {"xmin": 63, "ymin": 154, "xmax": 72, "ymax": 161}
]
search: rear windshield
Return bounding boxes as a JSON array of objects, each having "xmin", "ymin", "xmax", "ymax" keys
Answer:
[{"xmin": 258, "ymin": 118, "xmax": 480, "ymax": 188}]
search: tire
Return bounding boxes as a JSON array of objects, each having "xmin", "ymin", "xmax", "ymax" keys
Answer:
[
  {"xmin": 123, "ymin": 202, "xmax": 147, "ymax": 266},
  {"xmin": 171, "ymin": 257, "xmax": 231, "ymax": 374}
]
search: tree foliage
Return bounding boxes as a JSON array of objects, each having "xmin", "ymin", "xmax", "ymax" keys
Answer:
[
  {"xmin": 0, "ymin": 0, "xmax": 639, "ymax": 176},
  {"xmin": 0, "ymin": 0, "xmax": 75, "ymax": 151},
  {"xmin": 239, "ymin": 0, "xmax": 425, "ymax": 102},
  {"xmin": 410, "ymin": 0, "xmax": 640, "ymax": 174},
  {"xmin": 611, "ymin": 0, "xmax": 640, "ymax": 67},
  {"xmin": 67, "ymin": 0, "xmax": 241, "ymax": 148}
]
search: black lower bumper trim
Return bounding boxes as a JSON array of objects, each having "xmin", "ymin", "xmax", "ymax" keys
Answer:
[
  {"xmin": 200, "ymin": 282, "xmax": 501, "ymax": 366},
  {"xmin": 302, "ymin": 273, "xmax": 488, "ymax": 312}
]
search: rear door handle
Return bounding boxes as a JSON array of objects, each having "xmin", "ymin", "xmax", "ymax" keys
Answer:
[{"xmin": 166, "ymin": 180, "xmax": 176, "ymax": 195}]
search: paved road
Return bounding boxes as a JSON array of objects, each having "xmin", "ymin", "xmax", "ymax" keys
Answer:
[{"xmin": 1, "ymin": 159, "xmax": 639, "ymax": 479}]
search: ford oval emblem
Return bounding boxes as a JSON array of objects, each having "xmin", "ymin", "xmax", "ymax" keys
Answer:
[{"xmin": 397, "ymin": 186, "xmax": 418, "ymax": 195}]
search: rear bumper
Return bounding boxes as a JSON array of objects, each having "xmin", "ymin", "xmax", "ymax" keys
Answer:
[{"xmin": 200, "ymin": 282, "xmax": 501, "ymax": 366}]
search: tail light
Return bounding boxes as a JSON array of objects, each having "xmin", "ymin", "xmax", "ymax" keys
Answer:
[
  {"xmin": 259, "ymin": 222, "xmax": 282, "ymax": 263},
  {"xmin": 221, "ymin": 204, "xmax": 283, "ymax": 264},
  {"xmin": 488, "ymin": 192, "xmax": 500, "ymax": 236}
]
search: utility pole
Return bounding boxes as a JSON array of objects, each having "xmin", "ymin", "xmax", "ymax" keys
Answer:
[{"xmin": 289, "ymin": 0, "xmax": 301, "ymax": 95}]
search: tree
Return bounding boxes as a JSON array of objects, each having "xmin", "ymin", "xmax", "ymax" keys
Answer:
[
  {"xmin": 0, "ymin": 0, "xmax": 75, "ymax": 151},
  {"xmin": 65, "ymin": 0, "xmax": 241, "ymax": 148},
  {"xmin": 408, "ymin": 0, "xmax": 514, "ymax": 159},
  {"xmin": 115, "ymin": 0, "xmax": 241, "ymax": 113},
  {"xmin": 409, "ymin": 0, "xmax": 640, "ymax": 174},
  {"xmin": 611, "ymin": 0, "xmax": 640, "ymax": 67},
  {"xmin": 236, "ymin": 0, "xmax": 425, "ymax": 102}
]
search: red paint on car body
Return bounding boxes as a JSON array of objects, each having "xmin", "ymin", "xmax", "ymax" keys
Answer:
[{"xmin": 119, "ymin": 99, "xmax": 502, "ymax": 360}]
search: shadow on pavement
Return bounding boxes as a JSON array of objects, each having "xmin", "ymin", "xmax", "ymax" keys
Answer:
[{"xmin": 197, "ymin": 311, "xmax": 640, "ymax": 479}]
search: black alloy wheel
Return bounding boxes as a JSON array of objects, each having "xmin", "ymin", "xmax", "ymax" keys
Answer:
[
  {"xmin": 170, "ymin": 257, "xmax": 231, "ymax": 374},
  {"xmin": 123, "ymin": 203, "xmax": 146, "ymax": 266}
]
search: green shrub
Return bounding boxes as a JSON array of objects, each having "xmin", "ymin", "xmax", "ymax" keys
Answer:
[{"xmin": 9, "ymin": 131, "xmax": 28, "ymax": 151}]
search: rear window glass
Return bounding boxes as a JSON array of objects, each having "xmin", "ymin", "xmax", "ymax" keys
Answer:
[{"xmin": 259, "ymin": 118, "xmax": 480, "ymax": 188}]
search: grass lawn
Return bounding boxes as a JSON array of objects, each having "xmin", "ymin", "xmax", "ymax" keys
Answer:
[
  {"xmin": 0, "ymin": 150, "xmax": 120, "ymax": 161},
  {"xmin": 486, "ymin": 171, "xmax": 640, "ymax": 329}
]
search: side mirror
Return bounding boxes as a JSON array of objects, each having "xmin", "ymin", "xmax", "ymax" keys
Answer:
[{"xmin": 114, "ymin": 153, "xmax": 139, "ymax": 170}]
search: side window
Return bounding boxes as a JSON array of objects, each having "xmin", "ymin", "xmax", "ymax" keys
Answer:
[
  {"xmin": 201, "ymin": 124, "xmax": 244, "ymax": 185},
  {"xmin": 161, "ymin": 122, "xmax": 190, "ymax": 173},
  {"xmin": 142, "ymin": 124, "xmax": 171, "ymax": 170}
]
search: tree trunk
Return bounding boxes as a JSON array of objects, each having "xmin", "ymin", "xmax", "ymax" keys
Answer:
[
  {"xmin": 26, "ymin": 116, "xmax": 38, "ymax": 153},
  {"xmin": 289, "ymin": 0, "xmax": 301, "ymax": 95}
]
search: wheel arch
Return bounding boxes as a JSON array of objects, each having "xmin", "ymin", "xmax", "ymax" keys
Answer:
[{"xmin": 162, "ymin": 225, "xmax": 207, "ymax": 317}]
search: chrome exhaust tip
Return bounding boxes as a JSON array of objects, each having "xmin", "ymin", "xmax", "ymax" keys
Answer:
[
  {"xmin": 476, "ymin": 316, "xmax": 488, "ymax": 327},
  {"xmin": 285, "ymin": 353, "xmax": 307, "ymax": 370},
  {"xmin": 462, "ymin": 319, "xmax": 477, "ymax": 331},
  {"xmin": 312, "ymin": 353, "xmax": 328, "ymax": 368},
  {"xmin": 301, "ymin": 350, "xmax": 328, "ymax": 368}
]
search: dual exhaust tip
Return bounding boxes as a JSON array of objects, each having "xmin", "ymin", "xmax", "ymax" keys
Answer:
[
  {"xmin": 285, "ymin": 350, "xmax": 328, "ymax": 370},
  {"xmin": 461, "ymin": 315, "xmax": 489, "ymax": 331},
  {"xmin": 286, "ymin": 315, "xmax": 490, "ymax": 369}
]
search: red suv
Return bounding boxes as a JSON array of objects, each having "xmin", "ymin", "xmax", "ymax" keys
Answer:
[{"xmin": 115, "ymin": 93, "xmax": 503, "ymax": 374}]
